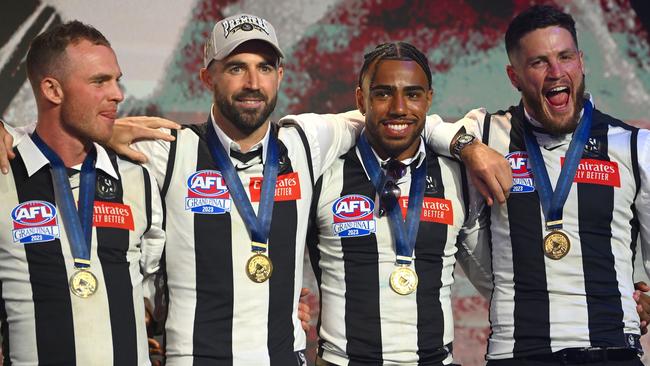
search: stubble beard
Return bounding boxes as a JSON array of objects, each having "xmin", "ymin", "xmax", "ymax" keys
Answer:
[{"xmin": 215, "ymin": 90, "xmax": 278, "ymax": 136}]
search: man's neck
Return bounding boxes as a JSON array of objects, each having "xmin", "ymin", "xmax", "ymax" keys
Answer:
[
  {"xmin": 367, "ymin": 136, "xmax": 421, "ymax": 163},
  {"xmin": 34, "ymin": 122, "xmax": 90, "ymax": 167}
]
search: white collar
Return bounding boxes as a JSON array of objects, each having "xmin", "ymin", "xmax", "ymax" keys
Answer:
[
  {"xmin": 17, "ymin": 136, "xmax": 119, "ymax": 179},
  {"xmin": 357, "ymin": 131, "xmax": 427, "ymax": 182},
  {"xmin": 210, "ymin": 105, "xmax": 271, "ymax": 164}
]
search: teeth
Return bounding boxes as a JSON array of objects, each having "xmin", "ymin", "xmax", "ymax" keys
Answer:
[
  {"xmin": 387, "ymin": 124, "xmax": 408, "ymax": 131},
  {"xmin": 549, "ymin": 86, "xmax": 568, "ymax": 92}
]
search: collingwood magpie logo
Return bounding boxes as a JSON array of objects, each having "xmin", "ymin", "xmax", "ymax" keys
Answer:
[
  {"xmin": 222, "ymin": 15, "xmax": 271, "ymax": 38},
  {"xmin": 96, "ymin": 172, "xmax": 120, "ymax": 200},
  {"xmin": 425, "ymin": 175, "xmax": 439, "ymax": 194}
]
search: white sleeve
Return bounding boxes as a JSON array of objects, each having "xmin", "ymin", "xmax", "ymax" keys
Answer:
[
  {"xmin": 422, "ymin": 108, "xmax": 487, "ymax": 158},
  {"xmin": 455, "ymin": 173, "xmax": 493, "ymax": 298},
  {"xmin": 278, "ymin": 111, "xmax": 364, "ymax": 178},
  {"xmin": 140, "ymin": 167, "xmax": 167, "ymax": 321},
  {"xmin": 2, "ymin": 120, "xmax": 35, "ymax": 147},
  {"xmin": 131, "ymin": 129, "xmax": 173, "ymax": 191},
  {"xmin": 637, "ymin": 130, "xmax": 650, "ymax": 278}
]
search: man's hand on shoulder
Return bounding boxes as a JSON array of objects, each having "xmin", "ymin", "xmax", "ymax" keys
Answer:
[
  {"xmin": 459, "ymin": 140, "xmax": 512, "ymax": 206},
  {"xmin": 0, "ymin": 120, "xmax": 16, "ymax": 174},
  {"xmin": 108, "ymin": 116, "xmax": 181, "ymax": 163}
]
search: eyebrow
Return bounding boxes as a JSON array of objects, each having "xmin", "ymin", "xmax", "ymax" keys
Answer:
[
  {"xmin": 89, "ymin": 72, "xmax": 121, "ymax": 82},
  {"xmin": 369, "ymin": 84, "xmax": 427, "ymax": 92},
  {"xmin": 223, "ymin": 60, "xmax": 278, "ymax": 69}
]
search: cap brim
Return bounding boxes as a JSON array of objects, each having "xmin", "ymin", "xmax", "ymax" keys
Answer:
[{"xmin": 212, "ymin": 37, "xmax": 285, "ymax": 62}]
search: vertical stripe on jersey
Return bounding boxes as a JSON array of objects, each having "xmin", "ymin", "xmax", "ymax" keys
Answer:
[
  {"xmin": 11, "ymin": 152, "xmax": 76, "ymax": 364},
  {"xmin": 507, "ymin": 118, "xmax": 551, "ymax": 355},
  {"xmin": 629, "ymin": 129, "xmax": 640, "ymax": 263},
  {"xmin": 192, "ymin": 137, "xmax": 234, "ymax": 364},
  {"xmin": 415, "ymin": 152, "xmax": 450, "ymax": 363},
  {"xmin": 308, "ymin": 177, "xmax": 325, "ymax": 351},
  {"xmin": 577, "ymin": 124, "xmax": 623, "ymax": 346},
  {"xmin": 267, "ymin": 140, "xmax": 299, "ymax": 365},
  {"xmin": 96, "ymin": 156, "xmax": 137, "ymax": 365},
  {"xmin": 0, "ymin": 277, "xmax": 9, "ymax": 363},
  {"xmin": 340, "ymin": 152, "xmax": 383, "ymax": 364}
]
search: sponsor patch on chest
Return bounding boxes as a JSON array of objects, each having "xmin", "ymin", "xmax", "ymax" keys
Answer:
[
  {"xmin": 11, "ymin": 200, "xmax": 60, "ymax": 244},
  {"xmin": 249, "ymin": 172, "xmax": 301, "ymax": 202},
  {"xmin": 398, "ymin": 197, "xmax": 454, "ymax": 225},
  {"xmin": 93, "ymin": 201, "xmax": 134, "ymax": 230},
  {"xmin": 331, "ymin": 194, "xmax": 376, "ymax": 237},
  {"xmin": 507, "ymin": 151, "xmax": 535, "ymax": 193},
  {"xmin": 562, "ymin": 158, "xmax": 621, "ymax": 187},
  {"xmin": 185, "ymin": 170, "xmax": 231, "ymax": 214}
]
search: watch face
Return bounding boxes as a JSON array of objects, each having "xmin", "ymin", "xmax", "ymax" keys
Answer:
[{"xmin": 458, "ymin": 134, "xmax": 474, "ymax": 144}]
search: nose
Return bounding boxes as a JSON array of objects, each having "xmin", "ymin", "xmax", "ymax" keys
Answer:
[
  {"xmin": 245, "ymin": 70, "xmax": 260, "ymax": 90},
  {"xmin": 109, "ymin": 80, "xmax": 124, "ymax": 103},
  {"xmin": 547, "ymin": 60, "xmax": 563, "ymax": 79},
  {"xmin": 389, "ymin": 92, "xmax": 407, "ymax": 116}
]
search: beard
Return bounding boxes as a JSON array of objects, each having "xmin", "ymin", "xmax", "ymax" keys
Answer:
[
  {"xmin": 215, "ymin": 89, "xmax": 277, "ymax": 136},
  {"xmin": 522, "ymin": 76, "xmax": 586, "ymax": 136}
]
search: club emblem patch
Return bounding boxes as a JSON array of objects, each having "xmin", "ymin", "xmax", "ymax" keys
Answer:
[
  {"xmin": 332, "ymin": 194, "xmax": 376, "ymax": 237},
  {"xmin": 11, "ymin": 200, "xmax": 60, "ymax": 244},
  {"xmin": 186, "ymin": 170, "xmax": 231, "ymax": 214}
]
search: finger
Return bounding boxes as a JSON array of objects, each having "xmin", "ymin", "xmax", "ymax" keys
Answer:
[
  {"xmin": 301, "ymin": 320, "xmax": 311, "ymax": 332},
  {"xmin": 635, "ymin": 281, "xmax": 650, "ymax": 292},
  {"xmin": 131, "ymin": 127, "xmax": 177, "ymax": 143},
  {"xmin": 483, "ymin": 173, "xmax": 507, "ymax": 205},
  {"xmin": 113, "ymin": 145, "xmax": 149, "ymax": 163},
  {"xmin": 300, "ymin": 287, "xmax": 310, "ymax": 298},
  {"xmin": 472, "ymin": 175, "xmax": 494, "ymax": 207},
  {"xmin": 122, "ymin": 116, "xmax": 182, "ymax": 130},
  {"xmin": 495, "ymin": 159, "xmax": 512, "ymax": 200},
  {"xmin": 148, "ymin": 338, "xmax": 162, "ymax": 353}
]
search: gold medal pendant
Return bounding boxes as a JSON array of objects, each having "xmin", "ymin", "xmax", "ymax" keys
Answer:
[
  {"xmin": 389, "ymin": 266, "xmax": 418, "ymax": 295},
  {"xmin": 69, "ymin": 269, "xmax": 98, "ymax": 298},
  {"xmin": 246, "ymin": 253, "xmax": 274, "ymax": 283},
  {"xmin": 543, "ymin": 230, "xmax": 571, "ymax": 260}
]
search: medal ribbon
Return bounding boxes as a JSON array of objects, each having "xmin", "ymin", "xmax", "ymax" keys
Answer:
[
  {"xmin": 357, "ymin": 133, "xmax": 426, "ymax": 265},
  {"xmin": 522, "ymin": 99, "xmax": 593, "ymax": 230},
  {"xmin": 205, "ymin": 117, "xmax": 279, "ymax": 252},
  {"xmin": 31, "ymin": 133, "xmax": 96, "ymax": 268}
]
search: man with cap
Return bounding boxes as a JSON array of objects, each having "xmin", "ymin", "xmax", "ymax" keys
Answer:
[{"xmin": 0, "ymin": 13, "xmax": 512, "ymax": 366}]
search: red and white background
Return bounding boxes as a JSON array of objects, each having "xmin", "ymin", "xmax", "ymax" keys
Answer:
[{"xmin": 2, "ymin": 1, "xmax": 649, "ymax": 364}]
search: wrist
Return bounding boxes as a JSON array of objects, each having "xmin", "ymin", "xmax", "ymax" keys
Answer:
[{"xmin": 451, "ymin": 133, "xmax": 477, "ymax": 160}]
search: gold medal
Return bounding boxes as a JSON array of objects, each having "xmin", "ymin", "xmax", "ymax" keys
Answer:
[
  {"xmin": 246, "ymin": 253, "xmax": 273, "ymax": 283},
  {"xmin": 69, "ymin": 269, "xmax": 98, "ymax": 298},
  {"xmin": 389, "ymin": 266, "xmax": 418, "ymax": 295},
  {"xmin": 543, "ymin": 230, "xmax": 570, "ymax": 260}
]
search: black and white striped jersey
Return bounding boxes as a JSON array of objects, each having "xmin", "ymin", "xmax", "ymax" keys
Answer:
[
  {"xmin": 0, "ymin": 137, "xmax": 165, "ymax": 365},
  {"xmin": 460, "ymin": 102, "xmax": 650, "ymax": 360},
  {"xmin": 134, "ymin": 111, "xmax": 363, "ymax": 366},
  {"xmin": 309, "ymin": 139, "xmax": 469, "ymax": 365}
]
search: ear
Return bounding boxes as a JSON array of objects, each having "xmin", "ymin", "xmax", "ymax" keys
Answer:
[
  {"xmin": 276, "ymin": 65, "xmax": 284, "ymax": 91},
  {"xmin": 40, "ymin": 77, "xmax": 63, "ymax": 105},
  {"xmin": 199, "ymin": 67, "xmax": 213, "ymax": 89},
  {"xmin": 578, "ymin": 50, "xmax": 585, "ymax": 74},
  {"xmin": 426, "ymin": 88, "xmax": 433, "ymax": 109},
  {"xmin": 355, "ymin": 86, "xmax": 366, "ymax": 115},
  {"xmin": 506, "ymin": 64, "xmax": 521, "ymax": 91}
]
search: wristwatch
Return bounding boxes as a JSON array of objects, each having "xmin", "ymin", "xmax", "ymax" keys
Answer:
[{"xmin": 451, "ymin": 133, "xmax": 476, "ymax": 159}]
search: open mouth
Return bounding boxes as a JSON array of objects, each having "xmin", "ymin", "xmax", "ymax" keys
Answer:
[
  {"xmin": 381, "ymin": 119, "xmax": 415, "ymax": 136},
  {"xmin": 545, "ymin": 85, "xmax": 570, "ymax": 109}
]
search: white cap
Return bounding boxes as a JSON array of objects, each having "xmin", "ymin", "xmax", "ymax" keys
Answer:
[{"xmin": 203, "ymin": 14, "xmax": 284, "ymax": 68}]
